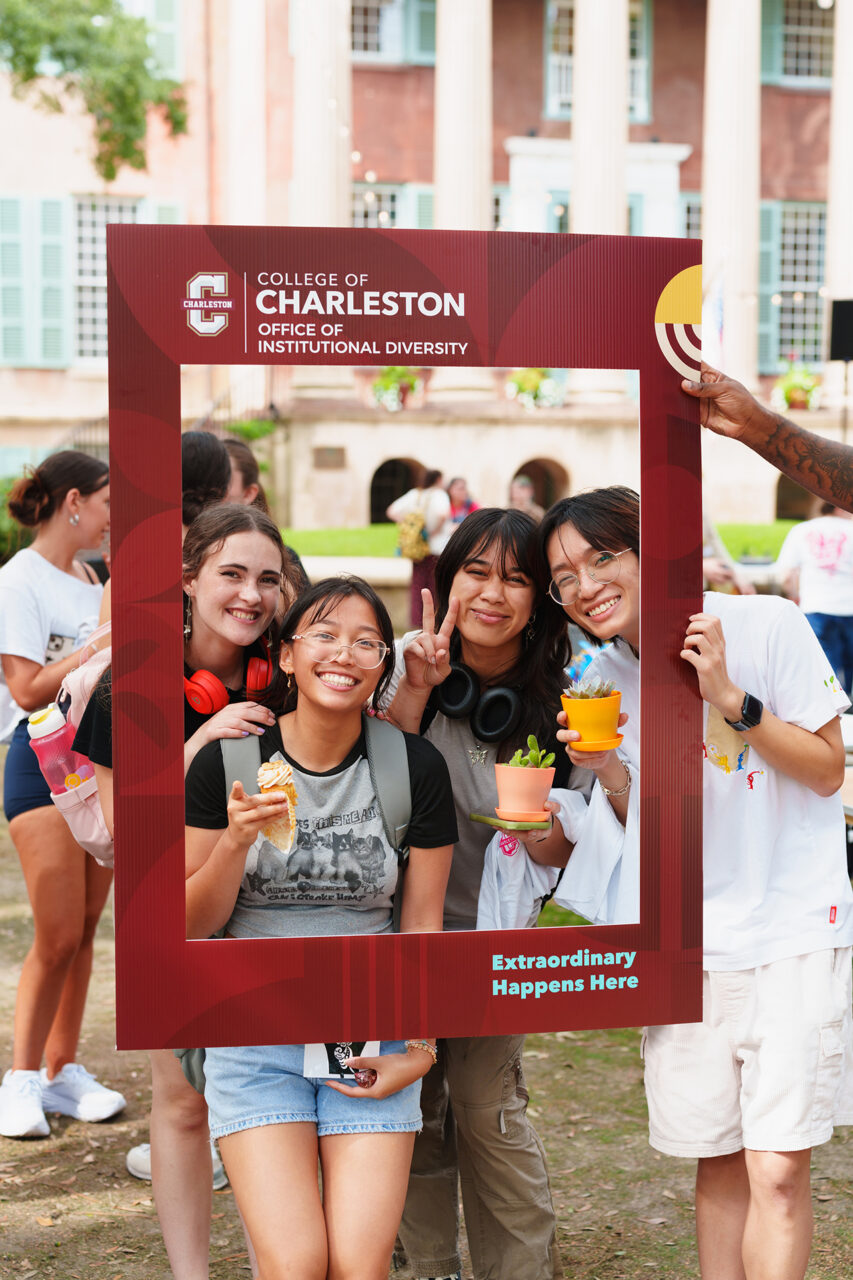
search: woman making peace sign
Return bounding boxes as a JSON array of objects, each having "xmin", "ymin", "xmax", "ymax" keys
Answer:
[{"xmin": 386, "ymin": 508, "xmax": 586, "ymax": 1280}]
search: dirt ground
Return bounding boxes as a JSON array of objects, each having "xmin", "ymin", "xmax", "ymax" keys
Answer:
[{"xmin": 0, "ymin": 774, "xmax": 851, "ymax": 1277}]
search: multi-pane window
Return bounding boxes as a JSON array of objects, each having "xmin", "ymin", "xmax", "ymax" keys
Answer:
[
  {"xmin": 351, "ymin": 0, "xmax": 435, "ymax": 63},
  {"xmin": 493, "ymin": 189, "xmax": 510, "ymax": 231},
  {"xmin": 759, "ymin": 201, "xmax": 826, "ymax": 372},
  {"xmin": 351, "ymin": 185, "xmax": 399, "ymax": 228},
  {"xmin": 777, "ymin": 204, "xmax": 826, "ymax": 364},
  {"xmin": 762, "ymin": 0, "xmax": 834, "ymax": 84},
  {"xmin": 74, "ymin": 197, "xmax": 141, "ymax": 358},
  {"xmin": 352, "ymin": 1, "xmax": 387, "ymax": 54},
  {"xmin": 545, "ymin": 0, "xmax": 650, "ymax": 121},
  {"xmin": 682, "ymin": 196, "xmax": 702, "ymax": 239}
]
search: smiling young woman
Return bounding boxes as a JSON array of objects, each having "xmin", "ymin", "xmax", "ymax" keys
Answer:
[
  {"xmin": 182, "ymin": 576, "xmax": 455, "ymax": 1280},
  {"xmin": 385, "ymin": 508, "xmax": 583, "ymax": 1280}
]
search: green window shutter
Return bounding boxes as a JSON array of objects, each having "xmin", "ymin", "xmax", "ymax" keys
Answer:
[
  {"xmin": 149, "ymin": 0, "xmax": 181, "ymax": 79},
  {"xmin": 407, "ymin": 0, "xmax": 436, "ymax": 63},
  {"xmin": 415, "ymin": 188, "xmax": 434, "ymax": 229},
  {"xmin": 761, "ymin": 0, "xmax": 783, "ymax": 81},
  {"xmin": 0, "ymin": 198, "xmax": 26, "ymax": 365},
  {"xmin": 757, "ymin": 200, "xmax": 782, "ymax": 375},
  {"xmin": 35, "ymin": 198, "xmax": 73, "ymax": 367},
  {"xmin": 628, "ymin": 193, "xmax": 644, "ymax": 236},
  {"xmin": 0, "ymin": 196, "xmax": 71, "ymax": 368},
  {"xmin": 137, "ymin": 199, "xmax": 183, "ymax": 225}
]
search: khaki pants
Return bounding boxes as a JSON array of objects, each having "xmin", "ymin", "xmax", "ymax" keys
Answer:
[{"xmin": 397, "ymin": 1035, "xmax": 562, "ymax": 1280}]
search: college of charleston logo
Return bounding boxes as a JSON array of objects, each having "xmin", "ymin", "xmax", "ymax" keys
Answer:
[{"xmin": 184, "ymin": 272, "xmax": 233, "ymax": 336}]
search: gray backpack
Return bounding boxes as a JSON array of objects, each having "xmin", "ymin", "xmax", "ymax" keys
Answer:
[{"xmin": 175, "ymin": 714, "xmax": 412, "ymax": 1093}]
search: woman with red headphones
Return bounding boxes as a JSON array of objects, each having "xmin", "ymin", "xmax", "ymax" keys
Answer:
[{"xmin": 74, "ymin": 502, "xmax": 304, "ymax": 1280}]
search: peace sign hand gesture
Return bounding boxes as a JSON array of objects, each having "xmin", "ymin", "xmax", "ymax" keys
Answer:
[{"xmin": 402, "ymin": 590, "xmax": 459, "ymax": 694}]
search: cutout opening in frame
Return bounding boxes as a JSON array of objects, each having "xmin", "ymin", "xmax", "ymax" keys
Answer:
[
  {"xmin": 108, "ymin": 224, "xmax": 703, "ymax": 1050},
  {"xmin": 181, "ymin": 368, "xmax": 643, "ymax": 943}
]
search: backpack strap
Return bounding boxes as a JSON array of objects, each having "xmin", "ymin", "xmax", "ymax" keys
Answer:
[
  {"xmin": 363, "ymin": 713, "xmax": 411, "ymax": 864},
  {"xmin": 220, "ymin": 734, "xmax": 263, "ymax": 795}
]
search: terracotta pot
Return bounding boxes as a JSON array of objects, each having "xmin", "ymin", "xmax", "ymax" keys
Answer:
[
  {"xmin": 560, "ymin": 691, "xmax": 622, "ymax": 744},
  {"xmin": 493, "ymin": 763, "xmax": 555, "ymax": 820}
]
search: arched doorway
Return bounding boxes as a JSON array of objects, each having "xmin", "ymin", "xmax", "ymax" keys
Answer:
[
  {"xmin": 370, "ymin": 458, "xmax": 421, "ymax": 524},
  {"xmin": 512, "ymin": 459, "xmax": 570, "ymax": 512},
  {"xmin": 775, "ymin": 474, "xmax": 818, "ymax": 521}
]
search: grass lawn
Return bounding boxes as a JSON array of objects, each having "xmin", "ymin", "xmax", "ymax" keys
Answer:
[
  {"xmin": 283, "ymin": 524, "xmax": 398, "ymax": 558},
  {"xmin": 716, "ymin": 519, "xmax": 799, "ymax": 561},
  {"xmin": 282, "ymin": 521, "xmax": 801, "ymax": 564}
]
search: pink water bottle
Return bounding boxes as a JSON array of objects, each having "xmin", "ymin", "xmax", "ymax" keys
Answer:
[{"xmin": 27, "ymin": 704, "xmax": 94, "ymax": 795}]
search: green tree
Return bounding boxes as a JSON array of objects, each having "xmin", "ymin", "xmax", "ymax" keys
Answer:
[{"xmin": 0, "ymin": 0, "xmax": 187, "ymax": 181}]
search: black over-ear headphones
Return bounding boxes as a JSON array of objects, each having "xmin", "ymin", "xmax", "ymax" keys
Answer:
[{"xmin": 431, "ymin": 663, "xmax": 522, "ymax": 744}]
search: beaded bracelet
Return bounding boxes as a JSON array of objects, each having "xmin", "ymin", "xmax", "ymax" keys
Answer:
[
  {"xmin": 405, "ymin": 1038, "xmax": 438, "ymax": 1066},
  {"xmin": 601, "ymin": 761, "xmax": 632, "ymax": 797}
]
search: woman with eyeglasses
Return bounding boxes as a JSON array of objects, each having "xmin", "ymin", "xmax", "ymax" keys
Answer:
[
  {"xmin": 183, "ymin": 576, "xmax": 455, "ymax": 1280},
  {"xmin": 386, "ymin": 507, "xmax": 585, "ymax": 1280},
  {"xmin": 540, "ymin": 485, "xmax": 853, "ymax": 1280},
  {"xmin": 536, "ymin": 486, "xmax": 639, "ymax": 924}
]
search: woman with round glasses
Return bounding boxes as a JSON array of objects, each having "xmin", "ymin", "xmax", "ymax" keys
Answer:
[
  {"xmin": 541, "ymin": 488, "xmax": 853, "ymax": 1280},
  {"xmin": 183, "ymin": 576, "xmax": 455, "ymax": 1280},
  {"xmin": 536, "ymin": 486, "xmax": 640, "ymax": 925}
]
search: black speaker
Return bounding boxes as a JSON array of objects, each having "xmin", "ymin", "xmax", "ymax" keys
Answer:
[{"xmin": 829, "ymin": 300, "xmax": 853, "ymax": 362}]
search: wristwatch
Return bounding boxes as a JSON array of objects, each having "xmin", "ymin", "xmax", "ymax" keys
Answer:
[{"xmin": 724, "ymin": 692, "xmax": 763, "ymax": 732}]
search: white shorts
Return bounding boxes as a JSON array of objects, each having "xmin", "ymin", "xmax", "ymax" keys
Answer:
[{"xmin": 643, "ymin": 947, "xmax": 853, "ymax": 1159}]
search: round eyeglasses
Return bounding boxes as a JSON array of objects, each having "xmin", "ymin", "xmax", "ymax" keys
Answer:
[
  {"xmin": 290, "ymin": 632, "xmax": 389, "ymax": 669},
  {"xmin": 548, "ymin": 549, "xmax": 632, "ymax": 606}
]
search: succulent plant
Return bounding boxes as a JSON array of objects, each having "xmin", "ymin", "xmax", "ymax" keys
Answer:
[
  {"xmin": 564, "ymin": 677, "xmax": 617, "ymax": 700},
  {"xmin": 507, "ymin": 734, "xmax": 555, "ymax": 769}
]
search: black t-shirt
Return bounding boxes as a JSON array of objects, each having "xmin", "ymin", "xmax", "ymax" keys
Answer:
[
  {"xmin": 73, "ymin": 660, "xmax": 259, "ymax": 767},
  {"xmin": 185, "ymin": 720, "xmax": 458, "ymax": 852}
]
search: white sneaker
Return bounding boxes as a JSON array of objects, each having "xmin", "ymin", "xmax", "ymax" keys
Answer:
[
  {"xmin": 0, "ymin": 1069, "xmax": 50, "ymax": 1138},
  {"xmin": 40, "ymin": 1064, "xmax": 126, "ymax": 1122},
  {"xmin": 126, "ymin": 1142, "xmax": 152, "ymax": 1180},
  {"xmin": 125, "ymin": 1138, "xmax": 228, "ymax": 1190}
]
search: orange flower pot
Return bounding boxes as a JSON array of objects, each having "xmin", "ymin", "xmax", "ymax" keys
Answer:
[
  {"xmin": 560, "ymin": 691, "xmax": 622, "ymax": 745},
  {"xmin": 493, "ymin": 763, "xmax": 555, "ymax": 821}
]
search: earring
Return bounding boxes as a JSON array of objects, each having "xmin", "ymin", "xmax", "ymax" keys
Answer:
[
  {"xmin": 184, "ymin": 596, "xmax": 193, "ymax": 639},
  {"xmin": 68, "ymin": 513, "xmax": 79, "ymax": 527},
  {"xmin": 525, "ymin": 612, "xmax": 537, "ymax": 643}
]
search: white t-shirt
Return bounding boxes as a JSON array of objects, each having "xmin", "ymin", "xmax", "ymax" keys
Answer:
[
  {"xmin": 558, "ymin": 595, "xmax": 853, "ymax": 968},
  {"xmin": 0, "ymin": 548, "xmax": 103, "ymax": 741},
  {"xmin": 387, "ymin": 487, "xmax": 451, "ymax": 556},
  {"xmin": 775, "ymin": 515, "xmax": 853, "ymax": 615}
]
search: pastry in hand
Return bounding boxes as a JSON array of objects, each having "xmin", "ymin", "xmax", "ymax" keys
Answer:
[{"xmin": 256, "ymin": 760, "xmax": 298, "ymax": 854}]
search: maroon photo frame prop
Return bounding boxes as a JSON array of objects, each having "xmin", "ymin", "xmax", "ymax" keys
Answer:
[{"xmin": 108, "ymin": 225, "xmax": 703, "ymax": 1049}]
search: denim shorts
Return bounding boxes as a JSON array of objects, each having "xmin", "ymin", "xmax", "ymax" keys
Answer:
[
  {"xmin": 203, "ymin": 1041, "xmax": 423, "ymax": 1140},
  {"xmin": 4, "ymin": 719, "xmax": 51, "ymax": 822}
]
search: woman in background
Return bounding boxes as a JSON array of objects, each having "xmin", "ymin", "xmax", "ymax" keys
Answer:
[
  {"xmin": 0, "ymin": 451, "xmax": 121, "ymax": 1140},
  {"xmin": 387, "ymin": 468, "xmax": 451, "ymax": 628}
]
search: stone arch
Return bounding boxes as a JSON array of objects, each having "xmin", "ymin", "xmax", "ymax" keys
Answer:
[
  {"xmin": 775, "ymin": 473, "xmax": 818, "ymax": 521},
  {"xmin": 512, "ymin": 458, "xmax": 570, "ymax": 511},
  {"xmin": 370, "ymin": 457, "xmax": 422, "ymax": 524}
]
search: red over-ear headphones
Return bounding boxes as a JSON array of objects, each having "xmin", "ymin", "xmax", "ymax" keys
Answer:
[{"xmin": 183, "ymin": 638, "xmax": 274, "ymax": 715}]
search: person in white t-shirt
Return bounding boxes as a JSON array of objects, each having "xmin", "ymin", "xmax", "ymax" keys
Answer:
[
  {"xmin": 387, "ymin": 469, "xmax": 451, "ymax": 628},
  {"xmin": 537, "ymin": 485, "xmax": 853, "ymax": 1280},
  {"xmin": 776, "ymin": 504, "xmax": 853, "ymax": 695},
  {"xmin": 0, "ymin": 451, "xmax": 125, "ymax": 1142}
]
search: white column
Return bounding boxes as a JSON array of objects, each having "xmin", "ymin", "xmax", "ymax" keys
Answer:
[
  {"xmin": 701, "ymin": 0, "xmax": 761, "ymax": 387},
  {"xmin": 433, "ymin": 0, "xmax": 493, "ymax": 230},
  {"xmin": 822, "ymin": 0, "xmax": 853, "ymax": 406},
  {"xmin": 570, "ymin": 0, "xmax": 629, "ymax": 236},
  {"xmin": 224, "ymin": 0, "xmax": 267, "ymax": 225},
  {"xmin": 289, "ymin": 0, "xmax": 352, "ymax": 227}
]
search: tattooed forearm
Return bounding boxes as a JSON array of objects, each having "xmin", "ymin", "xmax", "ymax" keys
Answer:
[{"xmin": 748, "ymin": 416, "xmax": 853, "ymax": 512}]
